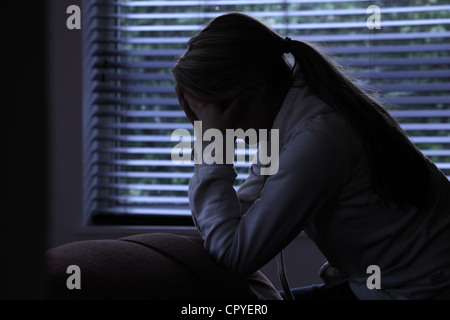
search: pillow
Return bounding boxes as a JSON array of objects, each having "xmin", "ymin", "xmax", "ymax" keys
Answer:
[{"xmin": 46, "ymin": 232, "xmax": 282, "ymax": 300}]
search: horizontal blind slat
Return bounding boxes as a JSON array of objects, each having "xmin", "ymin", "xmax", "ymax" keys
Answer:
[
  {"xmin": 97, "ymin": 159, "xmax": 254, "ymax": 168},
  {"xmin": 96, "ymin": 5, "xmax": 450, "ymax": 20},
  {"xmin": 96, "ymin": 31, "xmax": 450, "ymax": 45},
  {"xmin": 95, "ymin": 206, "xmax": 191, "ymax": 216},
  {"xmin": 98, "ymin": 0, "xmax": 390, "ymax": 8},
  {"xmin": 94, "ymin": 43, "xmax": 450, "ymax": 57},
  {"xmin": 99, "ymin": 18, "xmax": 450, "ymax": 31}
]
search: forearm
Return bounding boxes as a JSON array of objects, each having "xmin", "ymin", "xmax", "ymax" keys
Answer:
[
  {"xmin": 188, "ymin": 136, "xmax": 267, "ymax": 275},
  {"xmin": 189, "ymin": 163, "xmax": 242, "ymax": 262},
  {"xmin": 189, "ymin": 162, "xmax": 298, "ymax": 277}
]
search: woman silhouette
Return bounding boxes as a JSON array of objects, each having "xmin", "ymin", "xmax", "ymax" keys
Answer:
[{"xmin": 172, "ymin": 12, "xmax": 450, "ymax": 300}]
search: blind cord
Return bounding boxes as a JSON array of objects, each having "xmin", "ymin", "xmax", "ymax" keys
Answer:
[{"xmin": 276, "ymin": 250, "xmax": 295, "ymax": 300}]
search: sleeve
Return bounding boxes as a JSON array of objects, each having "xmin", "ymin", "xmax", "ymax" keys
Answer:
[
  {"xmin": 188, "ymin": 129, "xmax": 349, "ymax": 277},
  {"xmin": 236, "ymin": 144, "xmax": 268, "ymax": 215}
]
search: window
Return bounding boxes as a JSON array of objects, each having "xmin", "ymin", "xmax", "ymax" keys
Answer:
[{"xmin": 82, "ymin": 0, "xmax": 450, "ymax": 225}]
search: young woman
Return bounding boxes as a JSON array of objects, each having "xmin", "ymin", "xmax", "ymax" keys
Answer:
[{"xmin": 172, "ymin": 12, "xmax": 450, "ymax": 300}]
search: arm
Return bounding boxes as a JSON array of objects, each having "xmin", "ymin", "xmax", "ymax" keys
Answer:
[
  {"xmin": 236, "ymin": 145, "xmax": 269, "ymax": 215},
  {"xmin": 189, "ymin": 128, "xmax": 349, "ymax": 277}
]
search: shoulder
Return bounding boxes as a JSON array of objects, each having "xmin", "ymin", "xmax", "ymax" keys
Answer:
[
  {"xmin": 289, "ymin": 108, "xmax": 360, "ymax": 153},
  {"xmin": 281, "ymin": 83, "xmax": 354, "ymax": 137},
  {"xmin": 274, "ymin": 82, "xmax": 363, "ymax": 156}
]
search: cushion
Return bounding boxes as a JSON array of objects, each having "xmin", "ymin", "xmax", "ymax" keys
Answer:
[{"xmin": 46, "ymin": 232, "xmax": 282, "ymax": 300}]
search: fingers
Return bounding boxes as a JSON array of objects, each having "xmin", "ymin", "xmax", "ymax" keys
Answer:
[
  {"xmin": 175, "ymin": 88, "xmax": 242, "ymax": 133},
  {"xmin": 175, "ymin": 86, "xmax": 197, "ymax": 125},
  {"xmin": 183, "ymin": 94, "xmax": 200, "ymax": 113},
  {"xmin": 184, "ymin": 94, "xmax": 223, "ymax": 122},
  {"xmin": 184, "ymin": 94, "xmax": 231, "ymax": 132},
  {"xmin": 183, "ymin": 94, "xmax": 209, "ymax": 116},
  {"xmin": 222, "ymin": 95, "xmax": 243, "ymax": 122}
]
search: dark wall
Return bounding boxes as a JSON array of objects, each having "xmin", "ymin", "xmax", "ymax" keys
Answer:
[
  {"xmin": 46, "ymin": 0, "xmax": 83, "ymax": 249},
  {"xmin": 1, "ymin": 3, "xmax": 47, "ymax": 299}
]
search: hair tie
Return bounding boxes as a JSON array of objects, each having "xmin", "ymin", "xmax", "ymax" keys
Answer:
[{"xmin": 281, "ymin": 37, "xmax": 292, "ymax": 54}]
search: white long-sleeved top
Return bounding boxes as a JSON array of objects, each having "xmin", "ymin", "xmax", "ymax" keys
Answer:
[{"xmin": 188, "ymin": 77, "xmax": 450, "ymax": 300}]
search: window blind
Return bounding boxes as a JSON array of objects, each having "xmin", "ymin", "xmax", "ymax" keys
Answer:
[{"xmin": 82, "ymin": 0, "xmax": 450, "ymax": 225}]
